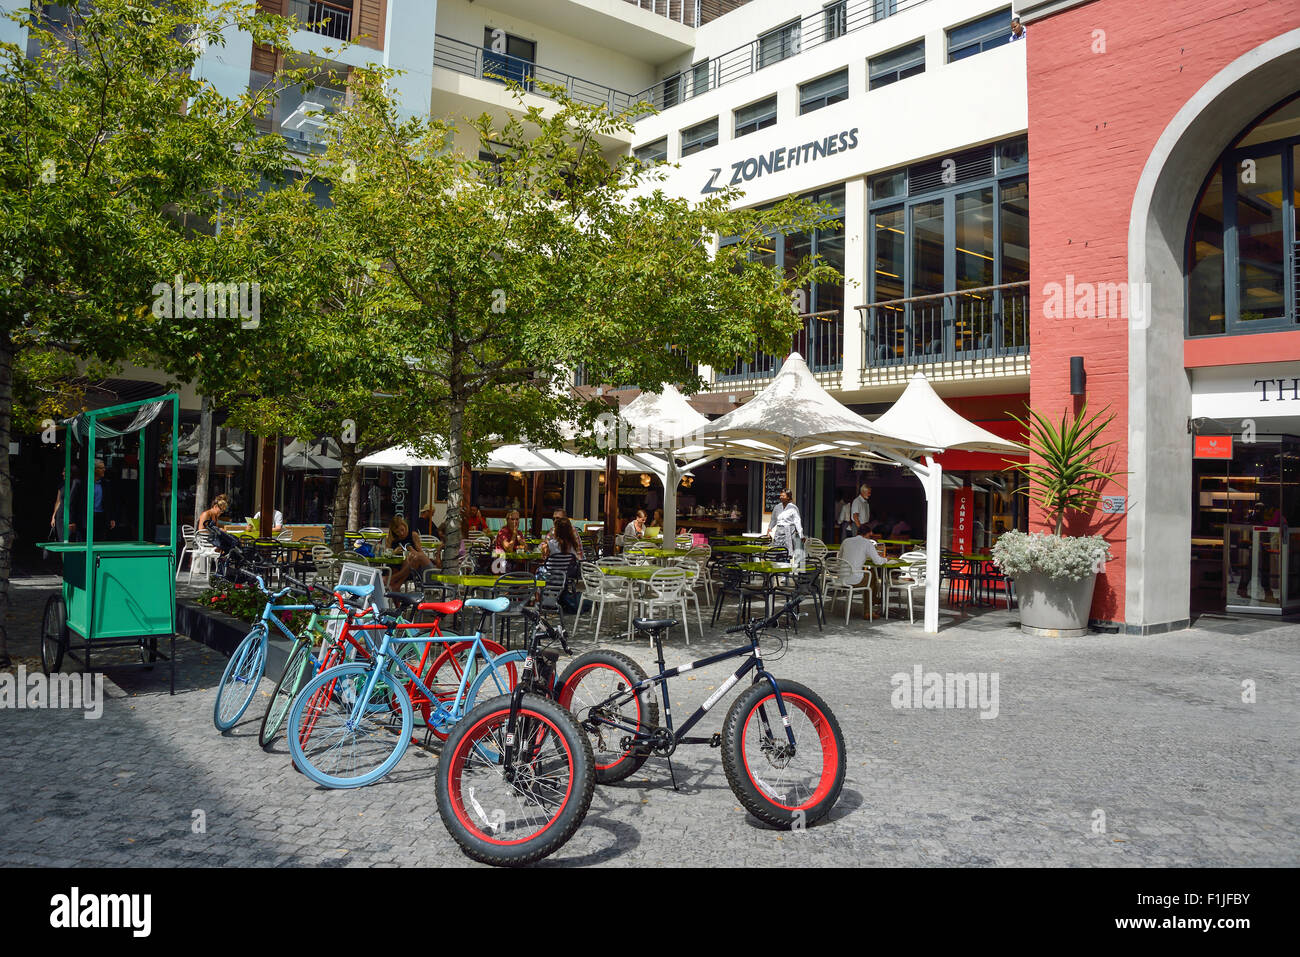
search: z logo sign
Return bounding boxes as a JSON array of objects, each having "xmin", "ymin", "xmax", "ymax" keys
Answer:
[{"xmin": 701, "ymin": 168, "xmax": 724, "ymax": 194}]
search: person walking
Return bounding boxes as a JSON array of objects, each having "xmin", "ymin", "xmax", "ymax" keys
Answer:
[{"xmin": 767, "ymin": 488, "xmax": 804, "ymax": 558}]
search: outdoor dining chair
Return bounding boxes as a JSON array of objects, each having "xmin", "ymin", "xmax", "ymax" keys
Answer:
[
  {"xmin": 576, "ymin": 562, "xmax": 632, "ymax": 642},
  {"xmin": 636, "ymin": 567, "xmax": 692, "ymax": 646},
  {"xmin": 674, "ymin": 558, "xmax": 707, "ymax": 636},
  {"xmin": 824, "ymin": 556, "xmax": 873, "ymax": 624},
  {"xmin": 772, "ymin": 560, "xmax": 825, "ymax": 632},
  {"xmin": 885, "ymin": 551, "xmax": 928, "ymax": 623},
  {"xmin": 492, "ymin": 571, "xmax": 538, "ymax": 650}
]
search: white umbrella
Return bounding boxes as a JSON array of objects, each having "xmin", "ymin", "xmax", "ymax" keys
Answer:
[
  {"xmin": 357, "ymin": 445, "xmax": 447, "ymax": 468},
  {"xmin": 283, "ymin": 437, "xmax": 342, "ymax": 471}
]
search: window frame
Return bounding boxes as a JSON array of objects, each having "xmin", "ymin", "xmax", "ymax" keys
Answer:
[
  {"xmin": 823, "ymin": 0, "xmax": 848, "ymax": 41},
  {"xmin": 634, "ymin": 137, "xmax": 668, "ymax": 163},
  {"xmin": 734, "ymin": 95, "xmax": 778, "ymax": 138},
  {"xmin": 680, "ymin": 117, "xmax": 719, "ymax": 157},
  {"xmin": 799, "ymin": 67, "xmax": 850, "ymax": 115},
  {"xmin": 868, "ymin": 38, "xmax": 926, "ymax": 90},
  {"xmin": 758, "ymin": 18, "xmax": 801, "ymax": 70},
  {"xmin": 946, "ymin": 7, "xmax": 1013, "ymax": 63}
]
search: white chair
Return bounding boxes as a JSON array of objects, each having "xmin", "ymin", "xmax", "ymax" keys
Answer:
[
  {"xmin": 186, "ymin": 528, "xmax": 222, "ymax": 585},
  {"xmin": 824, "ymin": 556, "xmax": 874, "ymax": 624},
  {"xmin": 635, "ymin": 568, "xmax": 691, "ymax": 646},
  {"xmin": 577, "ymin": 562, "xmax": 632, "ymax": 642},
  {"xmin": 674, "ymin": 559, "xmax": 706, "ymax": 636},
  {"xmin": 309, "ymin": 545, "xmax": 339, "ymax": 586},
  {"xmin": 175, "ymin": 524, "xmax": 197, "ymax": 580},
  {"xmin": 804, "ymin": 537, "xmax": 829, "ymax": 563},
  {"xmin": 597, "ymin": 556, "xmax": 629, "ymax": 567},
  {"xmin": 624, "ymin": 541, "xmax": 654, "ymax": 564},
  {"xmin": 686, "ymin": 546, "xmax": 713, "ymax": 601},
  {"xmin": 885, "ymin": 552, "xmax": 928, "ymax": 623}
]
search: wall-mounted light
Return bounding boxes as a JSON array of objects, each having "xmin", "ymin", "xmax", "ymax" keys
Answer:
[
  {"xmin": 509, "ymin": 470, "xmax": 524, "ymax": 480},
  {"xmin": 639, "ymin": 473, "xmax": 652, "ymax": 488},
  {"xmin": 1070, "ymin": 356, "xmax": 1086, "ymax": 396}
]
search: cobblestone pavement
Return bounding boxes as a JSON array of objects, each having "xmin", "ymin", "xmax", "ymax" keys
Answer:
[{"xmin": 2, "ymin": 578, "xmax": 1298, "ymax": 867}]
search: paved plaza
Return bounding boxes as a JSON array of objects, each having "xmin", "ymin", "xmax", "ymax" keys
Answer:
[{"xmin": 1, "ymin": 576, "xmax": 1297, "ymax": 868}]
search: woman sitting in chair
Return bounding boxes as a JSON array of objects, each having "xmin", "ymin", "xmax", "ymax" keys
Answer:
[{"xmin": 386, "ymin": 515, "xmax": 437, "ymax": 590}]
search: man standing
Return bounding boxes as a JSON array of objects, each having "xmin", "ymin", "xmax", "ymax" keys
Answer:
[
  {"xmin": 69, "ymin": 459, "xmax": 116, "ymax": 542},
  {"xmin": 768, "ymin": 488, "xmax": 803, "ymax": 556},
  {"xmin": 851, "ymin": 483, "xmax": 872, "ymax": 534}
]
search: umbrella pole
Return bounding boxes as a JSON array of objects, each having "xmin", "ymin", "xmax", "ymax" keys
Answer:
[
  {"xmin": 662, "ymin": 454, "xmax": 677, "ymax": 544},
  {"xmin": 922, "ymin": 456, "xmax": 942, "ymax": 634}
]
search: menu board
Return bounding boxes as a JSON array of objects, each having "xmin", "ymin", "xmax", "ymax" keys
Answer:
[{"xmin": 763, "ymin": 462, "xmax": 787, "ymax": 512}]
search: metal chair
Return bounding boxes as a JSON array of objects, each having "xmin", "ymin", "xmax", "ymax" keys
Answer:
[
  {"xmin": 824, "ymin": 556, "xmax": 874, "ymax": 623},
  {"xmin": 635, "ymin": 568, "xmax": 691, "ymax": 646},
  {"xmin": 577, "ymin": 562, "xmax": 632, "ymax": 641},
  {"xmin": 492, "ymin": 571, "xmax": 538, "ymax": 650},
  {"xmin": 673, "ymin": 558, "xmax": 707, "ymax": 636},
  {"xmin": 772, "ymin": 560, "xmax": 825, "ymax": 631},
  {"xmin": 884, "ymin": 552, "xmax": 928, "ymax": 623}
]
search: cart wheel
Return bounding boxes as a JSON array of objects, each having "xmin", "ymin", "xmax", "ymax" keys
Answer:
[
  {"xmin": 41, "ymin": 595, "xmax": 69, "ymax": 676},
  {"xmin": 139, "ymin": 636, "xmax": 158, "ymax": 669}
]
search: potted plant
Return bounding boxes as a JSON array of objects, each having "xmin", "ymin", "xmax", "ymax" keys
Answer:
[{"xmin": 992, "ymin": 403, "xmax": 1121, "ymax": 637}]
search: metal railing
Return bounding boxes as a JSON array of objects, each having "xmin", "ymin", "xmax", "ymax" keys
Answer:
[
  {"xmin": 288, "ymin": 0, "xmax": 353, "ymax": 42},
  {"xmin": 857, "ymin": 282, "xmax": 1029, "ymax": 368},
  {"xmin": 434, "ymin": 35, "xmax": 638, "ymax": 113},
  {"xmin": 633, "ymin": 0, "xmax": 927, "ymax": 112},
  {"xmin": 622, "ymin": 0, "xmax": 755, "ymax": 27},
  {"xmin": 717, "ymin": 310, "xmax": 843, "ymax": 381}
]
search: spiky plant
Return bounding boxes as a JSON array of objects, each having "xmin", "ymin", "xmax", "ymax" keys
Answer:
[{"xmin": 1007, "ymin": 403, "xmax": 1124, "ymax": 535}]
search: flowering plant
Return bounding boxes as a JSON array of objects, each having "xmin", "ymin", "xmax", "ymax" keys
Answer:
[{"xmin": 991, "ymin": 530, "xmax": 1111, "ymax": 582}]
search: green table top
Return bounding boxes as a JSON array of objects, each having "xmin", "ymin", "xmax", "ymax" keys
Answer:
[
  {"xmin": 739, "ymin": 561, "xmax": 807, "ymax": 575},
  {"xmin": 720, "ymin": 535, "xmax": 767, "ymax": 542},
  {"xmin": 714, "ymin": 544, "xmax": 768, "ymax": 554},
  {"xmin": 363, "ymin": 555, "xmax": 407, "ymax": 566},
  {"xmin": 599, "ymin": 565, "xmax": 669, "ymax": 580},
  {"xmin": 434, "ymin": 574, "xmax": 542, "ymax": 588},
  {"xmin": 636, "ymin": 548, "xmax": 694, "ymax": 558},
  {"xmin": 877, "ymin": 539, "xmax": 925, "ymax": 545}
]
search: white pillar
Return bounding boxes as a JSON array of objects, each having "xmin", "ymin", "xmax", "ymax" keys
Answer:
[
  {"xmin": 662, "ymin": 455, "xmax": 678, "ymax": 543},
  {"xmin": 923, "ymin": 455, "xmax": 943, "ymax": 634}
]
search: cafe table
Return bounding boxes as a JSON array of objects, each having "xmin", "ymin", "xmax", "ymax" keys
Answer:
[
  {"xmin": 737, "ymin": 561, "xmax": 808, "ymax": 618},
  {"xmin": 713, "ymin": 544, "xmax": 768, "ymax": 554},
  {"xmin": 599, "ymin": 565, "xmax": 685, "ymax": 636},
  {"xmin": 637, "ymin": 547, "xmax": 695, "ymax": 562}
]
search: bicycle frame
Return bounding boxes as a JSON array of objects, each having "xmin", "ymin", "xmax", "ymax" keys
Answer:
[{"xmin": 588, "ymin": 624, "xmax": 798, "ymax": 752}]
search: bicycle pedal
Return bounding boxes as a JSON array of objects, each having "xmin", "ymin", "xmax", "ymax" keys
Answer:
[{"xmin": 709, "ymin": 732, "xmax": 722, "ymax": 748}]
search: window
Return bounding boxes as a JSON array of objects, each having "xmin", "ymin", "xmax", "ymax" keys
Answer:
[
  {"xmin": 690, "ymin": 60, "xmax": 711, "ymax": 98},
  {"xmin": 799, "ymin": 69, "xmax": 848, "ymax": 115},
  {"xmin": 869, "ymin": 39, "xmax": 925, "ymax": 89},
  {"xmin": 734, "ymin": 96, "xmax": 778, "ymax": 138},
  {"xmin": 758, "ymin": 19, "xmax": 800, "ymax": 69},
  {"xmin": 1186, "ymin": 95, "xmax": 1300, "ymax": 336},
  {"xmin": 680, "ymin": 118, "xmax": 718, "ymax": 157},
  {"xmin": 634, "ymin": 138, "xmax": 668, "ymax": 163},
  {"xmin": 483, "ymin": 27, "xmax": 535, "ymax": 86},
  {"xmin": 823, "ymin": 1, "xmax": 847, "ymax": 41},
  {"xmin": 947, "ymin": 8, "xmax": 1013, "ymax": 62}
]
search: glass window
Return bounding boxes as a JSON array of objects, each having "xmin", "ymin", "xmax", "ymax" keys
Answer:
[
  {"xmin": 998, "ymin": 137, "xmax": 1028, "ymax": 170},
  {"xmin": 482, "ymin": 27, "xmax": 535, "ymax": 87},
  {"xmin": 824, "ymin": 1, "xmax": 847, "ymax": 40},
  {"xmin": 910, "ymin": 200, "xmax": 945, "ymax": 297},
  {"xmin": 869, "ymin": 39, "xmax": 925, "ymax": 90},
  {"xmin": 799, "ymin": 69, "xmax": 849, "ymax": 114},
  {"xmin": 955, "ymin": 187, "xmax": 994, "ymax": 290},
  {"xmin": 872, "ymin": 206, "xmax": 905, "ymax": 302},
  {"xmin": 1187, "ymin": 170, "xmax": 1225, "ymax": 336},
  {"xmin": 947, "ymin": 7, "xmax": 1013, "ymax": 62},
  {"xmin": 871, "ymin": 170, "xmax": 906, "ymax": 202},
  {"xmin": 634, "ymin": 138, "xmax": 668, "ymax": 163},
  {"xmin": 759, "ymin": 19, "xmax": 800, "ymax": 69},
  {"xmin": 1236, "ymin": 151, "xmax": 1287, "ymax": 324},
  {"xmin": 680, "ymin": 118, "xmax": 718, "ymax": 157},
  {"xmin": 735, "ymin": 95, "xmax": 778, "ymax": 138},
  {"xmin": 691, "ymin": 60, "xmax": 711, "ymax": 98},
  {"xmin": 1000, "ymin": 178, "xmax": 1029, "ymax": 284}
]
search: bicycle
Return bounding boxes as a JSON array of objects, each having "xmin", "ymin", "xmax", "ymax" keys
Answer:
[
  {"xmin": 558, "ymin": 596, "xmax": 846, "ymax": 829},
  {"xmin": 437, "ymin": 604, "xmax": 594, "ymax": 866},
  {"xmin": 285, "ymin": 594, "xmax": 523, "ymax": 789}
]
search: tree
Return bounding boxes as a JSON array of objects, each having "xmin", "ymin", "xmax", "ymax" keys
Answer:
[
  {"xmin": 317, "ymin": 74, "xmax": 841, "ymax": 565},
  {"xmin": 0, "ymin": 0, "xmax": 310, "ymax": 665}
]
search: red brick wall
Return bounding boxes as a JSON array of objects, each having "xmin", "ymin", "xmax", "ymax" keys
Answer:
[{"xmin": 1026, "ymin": 0, "xmax": 1300, "ymax": 624}]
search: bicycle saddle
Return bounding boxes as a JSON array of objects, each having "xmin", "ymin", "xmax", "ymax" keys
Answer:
[
  {"xmin": 634, "ymin": 618, "xmax": 677, "ymax": 632},
  {"xmin": 385, "ymin": 591, "xmax": 421, "ymax": 607},
  {"xmin": 465, "ymin": 596, "xmax": 510, "ymax": 613},
  {"xmin": 423, "ymin": 599, "xmax": 464, "ymax": 615}
]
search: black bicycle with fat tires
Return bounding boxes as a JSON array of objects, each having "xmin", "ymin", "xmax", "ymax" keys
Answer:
[{"xmin": 558, "ymin": 597, "xmax": 846, "ymax": 830}]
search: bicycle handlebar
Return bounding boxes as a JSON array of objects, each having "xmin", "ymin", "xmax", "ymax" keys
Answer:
[{"xmin": 725, "ymin": 596, "xmax": 803, "ymax": 635}]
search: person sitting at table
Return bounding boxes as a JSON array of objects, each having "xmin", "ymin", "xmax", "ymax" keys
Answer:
[
  {"xmin": 416, "ymin": 504, "xmax": 439, "ymax": 537},
  {"xmin": 386, "ymin": 515, "xmax": 437, "ymax": 590},
  {"xmin": 650, "ymin": 508, "xmax": 664, "ymax": 530},
  {"xmin": 838, "ymin": 529, "xmax": 888, "ymax": 610},
  {"xmin": 198, "ymin": 494, "xmax": 230, "ymax": 532},
  {"xmin": 464, "ymin": 504, "xmax": 488, "ymax": 537},
  {"xmin": 623, "ymin": 508, "xmax": 648, "ymax": 540},
  {"xmin": 543, "ymin": 509, "xmax": 584, "ymax": 561},
  {"xmin": 541, "ymin": 517, "xmax": 583, "ymax": 600},
  {"xmin": 494, "ymin": 509, "xmax": 527, "ymax": 570},
  {"xmin": 252, "ymin": 508, "xmax": 284, "ymax": 536}
]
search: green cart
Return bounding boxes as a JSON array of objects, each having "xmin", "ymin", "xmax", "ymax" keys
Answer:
[{"xmin": 40, "ymin": 394, "xmax": 180, "ymax": 693}]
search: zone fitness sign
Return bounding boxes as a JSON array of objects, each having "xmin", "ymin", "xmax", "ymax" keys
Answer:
[{"xmin": 702, "ymin": 127, "xmax": 860, "ymax": 194}]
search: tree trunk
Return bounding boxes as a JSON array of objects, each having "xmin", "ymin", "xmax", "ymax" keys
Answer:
[
  {"xmin": 603, "ymin": 454, "xmax": 619, "ymax": 556},
  {"xmin": 193, "ymin": 395, "xmax": 212, "ymax": 527},
  {"xmin": 0, "ymin": 331, "xmax": 13, "ymax": 667},
  {"xmin": 444, "ymin": 391, "xmax": 467, "ymax": 569},
  {"xmin": 332, "ymin": 442, "xmax": 357, "ymax": 549},
  {"xmin": 257, "ymin": 434, "xmax": 277, "ymax": 536},
  {"xmin": 347, "ymin": 464, "xmax": 362, "ymax": 532}
]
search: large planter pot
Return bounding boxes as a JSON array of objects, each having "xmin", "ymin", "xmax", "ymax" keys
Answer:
[{"xmin": 1013, "ymin": 570, "xmax": 1099, "ymax": 637}]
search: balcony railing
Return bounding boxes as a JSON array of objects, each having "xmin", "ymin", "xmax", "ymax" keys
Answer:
[
  {"xmin": 434, "ymin": 35, "xmax": 639, "ymax": 113},
  {"xmin": 288, "ymin": 0, "xmax": 353, "ymax": 42},
  {"xmin": 857, "ymin": 282, "xmax": 1029, "ymax": 368},
  {"xmin": 717, "ymin": 311, "xmax": 843, "ymax": 382},
  {"xmin": 622, "ymin": 1, "xmax": 755, "ymax": 27},
  {"xmin": 633, "ymin": 0, "xmax": 928, "ymax": 112}
]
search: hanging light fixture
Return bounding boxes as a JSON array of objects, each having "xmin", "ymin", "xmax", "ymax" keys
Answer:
[
  {"xmin": 681, "ymin": 474, "xmax": 694, "ymax": 489},
  {"xmin": 640, "ymin": 473, "xmax": 652, "ymax": 487}
]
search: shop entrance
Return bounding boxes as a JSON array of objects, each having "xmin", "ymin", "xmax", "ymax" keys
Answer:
[{"xmin": 1191, "ymin": 434, "xmax": 1300, "ymax": 615}]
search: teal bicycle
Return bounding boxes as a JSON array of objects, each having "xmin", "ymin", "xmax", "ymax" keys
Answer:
[{"xmin": 286, "ymin": 592, "xmax": 522, "ymax": 789}]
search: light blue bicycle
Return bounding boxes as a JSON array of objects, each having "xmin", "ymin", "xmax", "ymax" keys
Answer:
[{"xmin": 286, "ymin": 591, "xmax": 519, "ymax": 788}]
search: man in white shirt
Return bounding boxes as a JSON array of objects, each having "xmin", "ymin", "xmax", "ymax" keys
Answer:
[
  {"xmin": 253, "ymin": 509, "xmax": 284, "ymax": 535},
  {"xmin": 839, "ymin": 531, "xmax": 887, "ymax": 615},
  {"xmin": 850, "ymin": 484, "xmax": 872, "ymax": 533}
]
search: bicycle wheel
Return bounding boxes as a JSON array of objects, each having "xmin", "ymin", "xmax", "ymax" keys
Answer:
[
  {"xmin": 438, "ymin": 646, "xmax": 522, "ymax": 739},
  {"xmin": 258, "ymin": 639, "xmax": 312, "ymax": 749},
  {"xmin": 287, "ymin": 662, "xmax": 412, "ymax": 789},
  {"xmin": 558, "ymin": 650, "xmax": 657, "ymax": 784},
  {"xmin": 436, "ymin": 693, "xmax": 594, "ymax": 866},
  {"xmin": 213, "ymin": 625, "xmax": 268, "ymax": 731},
  {"xmin": 41, "ymin": 595, "xmax": 68, "ymax": 675},
  {"xmin": 721, "ymin": 678, "xmax": 846, "ymax": 829},
  {"xmin": 413, "ymin": 639, "xmax": 515, "ymax": 739}
]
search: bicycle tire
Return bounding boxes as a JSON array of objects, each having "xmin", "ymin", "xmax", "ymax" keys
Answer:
[
  {"xmin": 213, "ymin": 625, "xmax": 268, "ymax": 731},
  {"xmin": 558, "ymin": 650, "xmax": 657, "ymax": 783},
  {"xmin": 419, "ymin": 639, "xmax": 515, "ymax": 739},
  {"xmin": 259, "ymin": 638, "xmax": 312, "ymax": 749},
  {"xmin": 287, "ymin": 662, "xmax": 412, "ymax": 789},
  {"xmin": 721, "ymin": 678, "xmax": 846, "ymax": 829},
  {"xmin": 436, "ymin": 693, "xmax": 594, "ymax": 866},
  {"xmin": 41, "ymin": 595, "xmax": 68, "ymax": 675}
]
